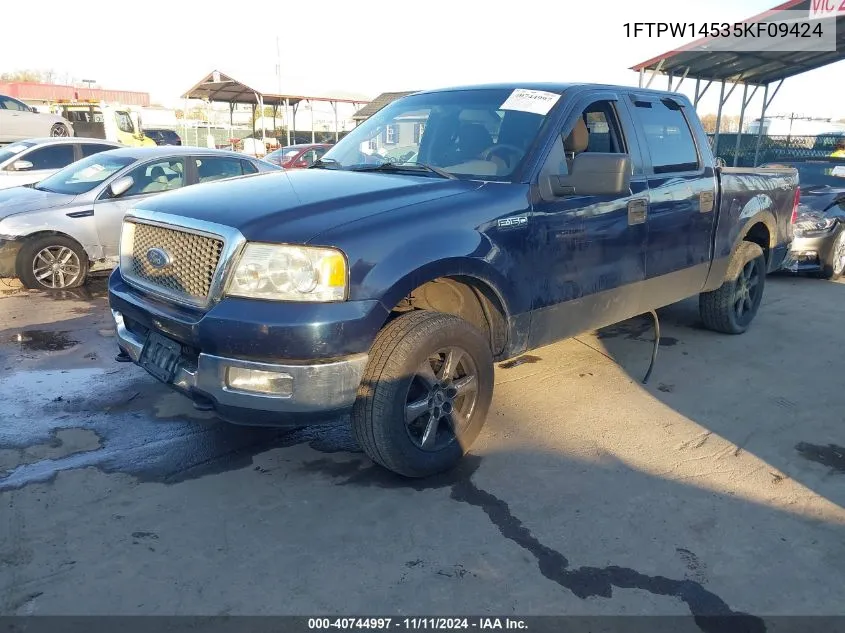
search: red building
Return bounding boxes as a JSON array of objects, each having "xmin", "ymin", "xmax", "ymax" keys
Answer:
[{"xmin": 0, "ymin": 81, "xmax": 150, "ymax": 106}]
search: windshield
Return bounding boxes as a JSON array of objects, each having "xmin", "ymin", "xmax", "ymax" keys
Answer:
[
  {"xmin": 321, "ymin": 88, "xmax": 557, "ymax": 180},
  {"xmin": 766, "ymin": 161, "xmax": 845, "ymax": 188},
  {"xmin": 35, "ymin": 153, "xmax": 134, "ymax": 195},
  {"xmin": 0, "ymin": 142, "xmax": 36, "ymax": 164}
]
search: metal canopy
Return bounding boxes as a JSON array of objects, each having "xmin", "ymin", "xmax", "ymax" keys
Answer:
[
  {"xmin": 630, "ymin": 0, "xmax": 845, "ymax": 166},
  {"xmin": 631, "ymin": 1, "xmax": 845, "ymax": 85},
  {"xmin": 180, "ymin": 70, "xmax": 370, "ymax": 146},
  {"xmin": 181, "ymin": 70, "xmax": 367, "ymax": 107}
]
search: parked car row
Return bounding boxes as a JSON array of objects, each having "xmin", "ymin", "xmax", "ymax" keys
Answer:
[{"xmin": 0, "ymin": 144, "xmax": 281, "ymax": 289}]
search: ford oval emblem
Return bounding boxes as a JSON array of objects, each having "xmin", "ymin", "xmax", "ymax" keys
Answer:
[{"xmin": 146, "ymin": 247, "xmax": 172, "ymax": 270}]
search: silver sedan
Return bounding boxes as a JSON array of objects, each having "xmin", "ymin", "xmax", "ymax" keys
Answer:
[
  {"xmin": 0, "ymin": 138, "xmax": 122, "ymax": 190},
  {"xmin": 0, "ymin": 94, "xmax": 73, "ymax": 142},
  {"xmin": 0, "ymin": 146, "xmax": 281, "ymax": 289}
]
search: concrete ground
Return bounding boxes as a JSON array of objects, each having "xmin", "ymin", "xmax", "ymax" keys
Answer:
[{"xmin": 1, "ymin": 272, "xmax": 844, "ymax": 625}]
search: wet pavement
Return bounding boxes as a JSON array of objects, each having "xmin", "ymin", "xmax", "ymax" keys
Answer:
[{"xmin": 1, "ymin": 274, "xmax": 845, "ymax": 623}]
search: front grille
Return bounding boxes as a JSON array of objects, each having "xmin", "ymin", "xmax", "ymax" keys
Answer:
[{"xmin": 127, "ymin": 222, "xmax": 224, "ymax": 302}]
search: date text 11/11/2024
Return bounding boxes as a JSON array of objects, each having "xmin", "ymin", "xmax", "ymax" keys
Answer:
[{"xmin": 308, "ymin": 618, "xmax": 528, "ymax": 630}]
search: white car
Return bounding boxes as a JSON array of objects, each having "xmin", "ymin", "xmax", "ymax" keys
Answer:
[
  {"xmin": 0, "ymin": 138, "xmax": 123, "ymax": 190},
  {"xmin": 0, "ymin": 94, "xmax": 73, "ymax": 142}
]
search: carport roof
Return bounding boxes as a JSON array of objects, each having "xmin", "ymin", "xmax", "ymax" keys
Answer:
[
  {"xmin": 181, "ymin": 70, "xmax": 370, "ymax": 107},
  {"xmin": 630, "ymin": 0, "xmax": 845, "ymax": 85}
]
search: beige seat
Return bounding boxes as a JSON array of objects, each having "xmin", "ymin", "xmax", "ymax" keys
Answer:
[
  {"xmin": 141, "ymin": 165, "xmax": 172, "ymax": 193},
  {"xmin": 564, "ymin": 118, "xmax": 590, "ymax": 171}
]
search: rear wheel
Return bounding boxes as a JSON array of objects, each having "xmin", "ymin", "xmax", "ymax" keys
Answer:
[
  {"xmin": 819, "ymin": 229, "xmax": 845, "ymax": 281},
  {"xmin": 17, "ymin": 235, "xmax": 89, "ymax": 290},
  {"xmin": 699, "ymin": 241, "xmax": 766, "ymax": 334},
  {"xmin": 50, "ymin": 123, "xmax": 70, "ymax": 137},
  {"xmin": 352, "ymin": 310, "xmax": 494, "ymax": 478}
]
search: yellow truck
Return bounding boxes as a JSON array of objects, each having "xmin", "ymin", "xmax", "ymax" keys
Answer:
[{"xmin": 51, "ymin": 100, "xmax": 156, "ymax": 147}]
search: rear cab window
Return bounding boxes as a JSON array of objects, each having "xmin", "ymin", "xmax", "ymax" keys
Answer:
[{"xmin": 631, "ymin": 98, "xmax": 700, "ymax": 174}]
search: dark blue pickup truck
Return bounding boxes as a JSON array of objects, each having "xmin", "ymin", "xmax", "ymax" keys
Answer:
[{"xmin": 108, "ymin": 83, "xmax": 798, "ymax": 477}]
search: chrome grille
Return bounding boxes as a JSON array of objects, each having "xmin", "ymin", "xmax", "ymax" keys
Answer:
[{"xmin": 128, "ymin": 223, "xmax": 224, "ymax": 302}]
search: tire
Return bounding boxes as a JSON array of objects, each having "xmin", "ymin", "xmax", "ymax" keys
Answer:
[
  {"xmin": 699, "ymin": 241, "xmax": 766, "ymax": 335},
  {"xmin": 352, "ymin": 310, "xmax": 494, "ymax": 478},
  {"xmin": 17, "ymin": 235, "xmax": 89, "ymax": 290},
  {"xmin": 818, "ymin": 229, "xmax": 845, "ymax": 281},
  {"xmin": 50, "ymin": 123, "xmax": 70, "ymax": 137}
]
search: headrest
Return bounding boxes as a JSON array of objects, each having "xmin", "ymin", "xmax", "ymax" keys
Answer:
[{"xmin": 564, "ymin": 118, "xmax": 589, "ymax": 153}]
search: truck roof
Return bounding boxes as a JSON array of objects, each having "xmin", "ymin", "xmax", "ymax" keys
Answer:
[{"xmin": 413, "ymin": 82, "xmax": 687, "ymax": 100}]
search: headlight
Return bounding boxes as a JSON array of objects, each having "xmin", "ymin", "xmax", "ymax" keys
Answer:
[
  {"xmin": 794, "ymin": 209, "xmax": 836, "ymax": 234},
  {"xmin": 226, "ymin": 243, "xmax": 347, "ymax": 302}
]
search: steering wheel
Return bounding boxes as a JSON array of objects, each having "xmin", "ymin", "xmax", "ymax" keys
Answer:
[{"xmin": 480, "ymin": 144, "xmax": 524, "ymax": 169}]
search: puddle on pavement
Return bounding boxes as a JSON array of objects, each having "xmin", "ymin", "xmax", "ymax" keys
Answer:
[
  {"xmin": 499, "ymin": 355, "xmax": 542, "ymax": 369},
  {"xmin": 10, "ymin": 330, "xmax": 79, "ymax": 352},
  {"xmin": 795, "ymin": 442, "xmax": 845, "ymax": 473},
  {"xmin": 0, "ymin": 366, "xmax": 361, "ymax": 490},
  {"xmin": 38, "ymin": 276, "xmax": 109, "ymax": 301}
]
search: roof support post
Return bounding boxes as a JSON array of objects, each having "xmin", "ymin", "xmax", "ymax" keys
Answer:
[
  {"xmin": 713, "ymin": 80, "xmax": 739, "ymax": 159},
  {"xmin": 733, "ymin": 83, "xmax": 759, "ymax": 167},
  {"xmin": 331, "ymin": 100, "xmax": 339, "ymax": 142},
  {"xmin": 667, "ymin": 71, "xmax": 674, "ymax": 91},
  {"xmin": 256, "ymin": 92, "xmax": 266, "ymax": 151},
  {"xmin": 694, "ymin": 79, "xmax": 713, "ymax": 107},
  {"xmin": 752, "ymin": 79, "xmax": 783, "ymax": 166},
  {"xmin": 285, "ymin": 98, "xmax": 291, "ymax": 146},
  {"xmin": 644, "ymin": 59, "xmax": 665, "ymax": 89},
  {"xmin": 639, "ymin": 68, "xmax": 644, "ymax": 88},
  {"xmin": 310, "ymin": 100, "xmax": 315, "ymax": 143},
  {"xmin": 672, "ymin": 68, "xmax": 689, "ymax": 93},
  {"xmin": 292, "ymin": 102, "xmax": 299, "ymax": 142},
  {"xmin": 753, "ymin": 83, "xmax": 769, "ymax": 167}
]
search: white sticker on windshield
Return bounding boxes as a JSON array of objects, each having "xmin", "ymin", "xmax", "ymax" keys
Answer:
[
  {"xmin": 5, "ymin": 144, "xmax": 29, "ymax": 154},
  {"xmin": 499, "ymin": 89, "xmax": 561, "ymax": 115},
  {"xmin": 832, "ymin": 165, "xmax": 845, "ymax": 178}
]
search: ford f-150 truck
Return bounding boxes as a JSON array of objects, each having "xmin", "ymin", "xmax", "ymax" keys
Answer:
[{"xmin": 108, "ymin": 83, "xmax": 798, "ymax": 478}]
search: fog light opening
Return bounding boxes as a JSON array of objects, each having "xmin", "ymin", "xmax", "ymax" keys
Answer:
[{"xmin": 225, "ymin": 367, "xmax": 294, "ymax": 396}]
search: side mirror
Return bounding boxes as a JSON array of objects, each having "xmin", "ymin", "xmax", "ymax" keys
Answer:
[
  {"xmin": 109, "ymin": 175, "xmax": 134, "ymax": 198},
  {"xmin": 12, "ymin": 160, "xmax": 34, "ymax": 171},
  {"xmin": 545, "ymin": 153, "xmax": 632, "ymax": 197}
]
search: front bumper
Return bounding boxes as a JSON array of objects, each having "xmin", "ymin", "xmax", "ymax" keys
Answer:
[
  {"xmin": 782, "ymin": 230, "xmax": 839, "ymax": 272},
  {"xmin": 113, "ymin": 309, "xmax": 368, "ymax": 425}
]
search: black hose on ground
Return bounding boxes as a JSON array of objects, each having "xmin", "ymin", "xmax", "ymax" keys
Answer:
[{"xmin": 642, "ymin": 309, "xmax": 660, "ymax": 384}]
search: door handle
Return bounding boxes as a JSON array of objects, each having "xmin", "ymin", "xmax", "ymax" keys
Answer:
[{"xmin": 628, "ymin": 198, "xmax": 648, "ymax": 225}]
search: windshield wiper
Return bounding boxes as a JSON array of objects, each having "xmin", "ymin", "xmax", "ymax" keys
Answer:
[
  {"xmin": 309, "ymin": 157, "xmax": 341, "ymax": 169},
  {"xmin": 353, "ymin": 162, "xmax": 457, "ymax": 180}
]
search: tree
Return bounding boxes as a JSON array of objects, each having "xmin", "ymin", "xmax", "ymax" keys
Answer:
[{"xmin": 0, "ymin": 69, "xmax": 56, "ymax": 83}]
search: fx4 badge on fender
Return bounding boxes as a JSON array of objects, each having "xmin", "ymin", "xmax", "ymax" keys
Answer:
[{"xmin": 497, "ymin": 216, "xmax": 528, "ymax": 228}]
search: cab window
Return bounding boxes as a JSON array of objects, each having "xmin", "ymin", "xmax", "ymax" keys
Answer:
[
  {"xmin": 122, "ymin": 158, "xmax": 185, "ymax": 196},
  {"xmin": 20, "ymin": 144, "xmax": 76, "ymax": 170},
  {"xmin": 116, "ymin": 111, "xmax": 135, "ymax": 134},
  {"xmin": 195, "ymin": 157, "xmax": 246, "ymax": 183},
  {"xmin": 633, "ymin": 99, "xmax": 700, "ymax": 173}
]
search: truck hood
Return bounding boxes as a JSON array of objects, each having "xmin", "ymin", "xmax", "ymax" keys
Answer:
[
  {"xmin": 137, "ymin": 169, "xmax": 484, "ymax": 244},
  {"xmin": 798, "ymin": 186, "xmax": 845, "ymax": 215},
  {"xmin": 0, "ymin": 186, "xmax": 77, "ymax": 222}
]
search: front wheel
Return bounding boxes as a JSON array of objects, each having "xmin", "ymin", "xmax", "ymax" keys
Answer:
[
  {"xmin": 699, "ymin": 241, "xmax": 766, "ymax": 335},
  {"xmin": 17, "ymin": 235, "xmax": 89, "ymax": 290},
  {"xmin": 819, "ymin": 229, "xmax": 845, "ymax": 281},
  {"xmin": 352, "ymin": 310, "xmax": 494, "ymax": 478}
]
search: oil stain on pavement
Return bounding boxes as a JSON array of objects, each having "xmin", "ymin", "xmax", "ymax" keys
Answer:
[
  {"xmin": 298, "ymin": 456, "xmax": 765, "ymax": 632},
  {"xmin": 795, "ymin": 442, "xmax": 845, "ymax": 474}
]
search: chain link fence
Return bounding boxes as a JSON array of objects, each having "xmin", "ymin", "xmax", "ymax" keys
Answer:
[
  {"xmin": 153, "ymin": 125, "xmax": 349, "ymax": 150},
  {"xmin": 707, "ymin": 133, "xmax": 844, "ymax": 167}
]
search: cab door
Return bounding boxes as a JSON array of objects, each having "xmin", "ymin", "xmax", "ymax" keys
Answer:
[
  {"xmin": 528, "ymin": 91, "xmax": 650, "ymax": 349},
  {"xmin": 626, "ymin": 94, "xmax": 717, "ymax": 302}
]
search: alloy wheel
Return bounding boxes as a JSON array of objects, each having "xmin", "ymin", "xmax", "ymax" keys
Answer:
[{"xmin": 32, "ymin": 246, "xmax": 82, "ymax": 289}]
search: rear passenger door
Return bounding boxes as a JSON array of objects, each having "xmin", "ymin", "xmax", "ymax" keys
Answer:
[
  {"xmin": 628, "ymin": 95, "xmax": 717, "ymax": 301},
  {"xmin": 528, "ymin": 92, "xmax": 650, "ymax": 349}
]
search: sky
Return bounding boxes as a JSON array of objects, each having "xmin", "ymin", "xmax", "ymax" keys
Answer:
[{"xmin": 2, "ymin": 0, "xmax": 843, "ymax": 120}]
